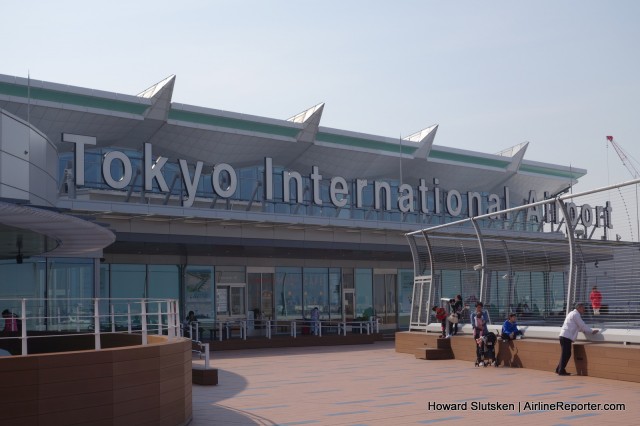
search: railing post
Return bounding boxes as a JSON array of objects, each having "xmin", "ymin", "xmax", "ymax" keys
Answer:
[
  {"xmin": 76, "ymin": 304, "xmax": 81, "ymax": 333},
  {"xmin": 167, "ymin": 300, "xmax": 175, "ymax": 340},
  {"xmin": 203, "ymin": 343, "xmax": 210, "ymax": 369},
  {"xmin": 94, "ymin": 298, "xmax": 101, "ymax": 350},
  {"xmin": 141, "ymin": 299, "xmax": 148, "ymax": 345},
  {"xmin": 318, "ymin": 320, "xmax": 322, "ymax": 337},
  {"xmin": 266, "ymin": 320, "xmax": 271, "ymax": 339},
  {"xmin": 157, "ymin": 301, "xmax": 162, "ymax": 335},
  {"xmin": 242, "ymin": 320, "xmax": 247, "ymax": 340},
  {"xmin": 175, "ymin": 300, "xmax": 181, "ymax": 338},
  {"xmin": 111, "ymin": 304, "xmax": 115, "ymax": 333},
  {"xmin": 292, "ymin": 321, "xmax": 297, "ymax": 338},
  {"xmin": 127, "ymin": 303, "xmax": 132, "ymax": 334},
  {"xmin": 21, "ymin": 298, "xmax": 27, "ymax": 356}
]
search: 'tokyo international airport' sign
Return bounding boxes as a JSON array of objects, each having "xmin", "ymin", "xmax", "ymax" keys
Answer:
[{"xmin": 63, "ymin": 134, "xmax": 612, "ymax": 230}]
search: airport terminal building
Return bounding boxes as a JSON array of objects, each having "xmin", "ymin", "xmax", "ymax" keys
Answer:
[{"xmin": 0, "ymin": 73, "xmax": 587, "ymax": 331}]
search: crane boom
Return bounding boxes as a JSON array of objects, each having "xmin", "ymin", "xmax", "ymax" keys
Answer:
[
  {"xmin": 607, "ymin": 136, "xmax": 639, "ymax": 178},
  {"xmin": 607, "ymin": 135, "xmax": 640, "ymax": 242}
]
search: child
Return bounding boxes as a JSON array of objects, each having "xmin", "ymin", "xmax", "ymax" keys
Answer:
[
  {"xmin": 432, "ymin": 305, "xmax": 447, "ymax": 338},
  {"xmin": 501, "ymin": 313, "xmax": 523, "ymax": 341},
  {"xmin": 474, "ymin": 312, "xmax": 485, "ymax": 344}
]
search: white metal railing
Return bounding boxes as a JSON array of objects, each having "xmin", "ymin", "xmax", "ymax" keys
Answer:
[
  {"xmin": 188, "ymin": 320, "xmax": 248, "ymax": 342},
  {"xmin": 406, "ymin": 178, "xmax": 640, "ymax": 342},
  {"xmin": 0, "ymin": 297, "xmax": 181, "ymax": 356},
  {"xmin": 181, "ymin": 318, "xmax": 381, "ymax": 340}
]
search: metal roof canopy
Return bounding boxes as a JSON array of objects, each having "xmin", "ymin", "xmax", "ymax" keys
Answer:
[{"xmin": 0, "ymin": 201, "xmax": 115, "ymax": 260}]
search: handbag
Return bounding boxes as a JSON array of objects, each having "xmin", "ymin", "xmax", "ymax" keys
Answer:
[{"xmin": 447, "ymin": 313, "xmax": 459, "ymax": 324}]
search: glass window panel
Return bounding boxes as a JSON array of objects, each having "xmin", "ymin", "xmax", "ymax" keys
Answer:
[
  {"xmin": 355, "ymin": 268, "xmax": 373, "ymax": 320},
  {"xmin": 0, "ymin": 258, "xmax": 45, "ymax": 330},
  {"xmin": 143, "ymin": 265, "xmax": 179, "ymax": 330},
  {"xmin": 514, "ymin": 271, "xmax": 532, "ymax": 316},
  {"xmin": 148, "ymin": 265, "xmax": 179, "ymax": 299},
  {"xmin": 261, "ymin": 274, "xmax": 274, "ymax": 320},
  {"xmin": 462, "ymin": 272, "xmax": 480, "ymax": 307},
  {"xmin": 99, "ymin": 263, "xmax": 109, "ymax": 299},
  {"xmin": 342, "ymin": 268, "xmax": 354, "ymax": 289},
  {"xmin": 275, "ymin": 267, "xmax": 302, "ymax": 319},
  {"xmin": 488, "ymin": 271, "xmax": 509, "ymax": 320},
  {"xmin": 216, "ymin": 266, "xmax": 246, "ymax": 284},
  {"xmin": 0, "ymin": 258, "xmax": 43, "ymax": 300},
  {"xmin": 549, "ymin": 271, "xmax": 566, "ymax": 314},
  {"xmin": 230, "ymin": 287, "xmax": 245, "ymax": 315},
  {"xmin": 247, "ymin": 273, "xmax": 262, "ymax": 318},
  {"xmin": 110, "ymin": 264, "xmax": 146, "ymax": 302},
  {"xmin": 440, "ymin": 270, "xmax": 461, "ymax": 302},
  {"xmin": 373, "ymin": 274, "xmax": 385, "ymax": 319},
  {"xmin": 303, "ymin": 268, "xmax": 328, "ymax": 319},
  {"xmin": 47, "ymin": 258, "xmax": 94, "ymax": 331},
  {"xmin": 246, "ymin": 273, "xmax": 274, "ymax": 321},
  {"xmin": 329, "ymin": 268, "xmax": 341, "ymax": 320},
  {"xmin": 530, "ymin": 272, "xmax": 545, "ymax": 317},
  {"xmin": 398, "ymin": 269, "xmax": 414, "ymax": 329}
]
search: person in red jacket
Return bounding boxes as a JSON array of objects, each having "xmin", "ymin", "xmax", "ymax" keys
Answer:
[
  {"xmin": 2, "ymin": 309, "xmax": 19, "ymax": 333},
  {"xmin": 589, "ymin": 285, "xmax": 602, "ymax": 315},
  {"xmin": 432, "ymin": 305, "xmax": 447, "ymax": 338}
]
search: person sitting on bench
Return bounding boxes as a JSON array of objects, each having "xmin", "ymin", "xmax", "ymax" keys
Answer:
[{"xmin": 501, "ymin": 313, "xmax": 523, "ymax": 341}]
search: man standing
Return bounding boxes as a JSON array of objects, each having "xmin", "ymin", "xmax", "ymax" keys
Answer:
[
  {"xmin": 556, "ymin": 303, "xmax": 599, "ymax": 376},
  {"xmin": 589, "ymin": 285, "xmax": 602, "ymax": 315}
]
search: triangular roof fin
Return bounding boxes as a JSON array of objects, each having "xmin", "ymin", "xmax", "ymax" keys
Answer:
[
  {"xmin": 407, "ymin": 124, "xmax": 438, "ymax": 159},
  {"xmin": 137, "ymin": 75, "xmax": 176, "ymax": 121},
  {"xmin": 496, "ymin": 141, "xmax": 529, "ymax": 172},
  {"xmin": 288, "ymin": 103, "xmax": 324, "ymax": 143}
]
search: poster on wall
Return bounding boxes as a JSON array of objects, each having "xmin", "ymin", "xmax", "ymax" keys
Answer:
[{"xmin": 216, "ymin": 288, "xmax": 228, "ymax": 315}]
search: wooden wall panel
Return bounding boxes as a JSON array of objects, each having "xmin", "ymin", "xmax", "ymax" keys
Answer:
[
  {"xmin": 0, "ymin": 337, "xmax": 192, "ymax": 426},
  {"xmin": 396, "ymin": 331, "xmax": 640, "ymax": 383}
]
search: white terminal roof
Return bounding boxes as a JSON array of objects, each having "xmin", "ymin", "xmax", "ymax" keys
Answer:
[{"xmin": 0, "ymin": 73, "xmax": 585, "ymax": 198}]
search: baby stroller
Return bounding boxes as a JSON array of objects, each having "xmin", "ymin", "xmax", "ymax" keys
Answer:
[{"xmin": 475, "ymin": 332, "xmax": 498, "ymax": 367}]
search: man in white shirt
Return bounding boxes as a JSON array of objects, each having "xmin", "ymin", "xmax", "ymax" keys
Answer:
[{"xmin": 556, "ymin": 303, "xmax": 599, "ymax": 376}]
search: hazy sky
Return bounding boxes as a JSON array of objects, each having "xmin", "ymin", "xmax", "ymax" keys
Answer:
[{"xmin": 3, "ymin": 0, "xmax": 640, "ymax": 194}]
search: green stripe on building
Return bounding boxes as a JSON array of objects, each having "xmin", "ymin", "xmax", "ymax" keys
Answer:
[
  {"xmin": 169, "ymin": 109, "xmax": 299, "ymax": 138},
  {"xmin": 316, "ymin": 132, "xmax": 416, "ymax": 155},
  {"xmin": 428, "ymin": 149, "xmax": 510, "ymax": 169},
  {"xmin": 0, "ymin": 82, "xmax": 148, "ymax": 115},
  {"xmin": 519, "ymin": 164, "xmax": 583, "ymax": 179}
]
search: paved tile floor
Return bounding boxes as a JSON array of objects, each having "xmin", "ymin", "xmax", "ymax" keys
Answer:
[{"xmin": 191, "ymin": 341, "xmax": 640, "ymax": 425}]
